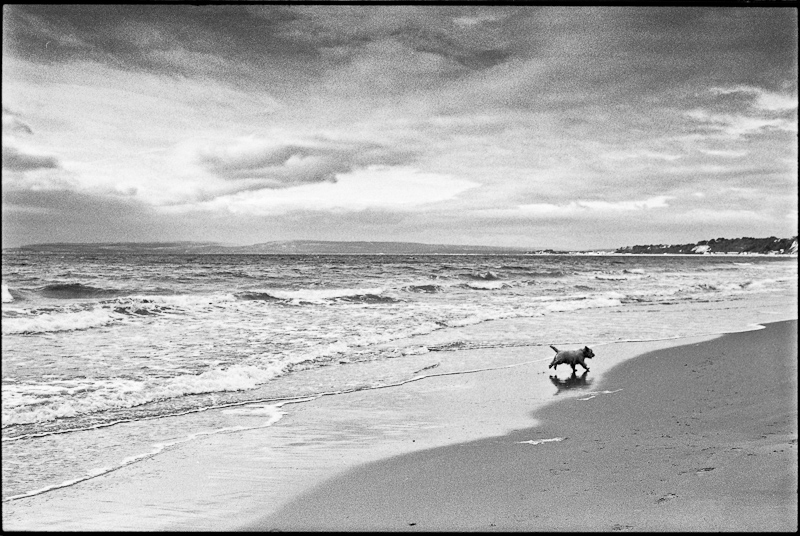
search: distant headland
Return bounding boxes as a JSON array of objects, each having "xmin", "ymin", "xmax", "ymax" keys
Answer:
[
  {"xmin": 614, "ymin": 236, "xmax": 797, "ymax": 256},
  {"xmin": 3, "ymin": 236, "xmax": 797, "ymax": 255}
]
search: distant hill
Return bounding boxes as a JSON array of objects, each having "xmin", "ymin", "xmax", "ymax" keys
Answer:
[
  {"xmin": 224, "ymin": 241, "xmax": 530, "ymax": 255},
  {"xmin": 3, "ymin": 242, "xmax": 225, "ymax": 254},
  {"xmin": 8, "ymin": 237, "xmax": 796, "ymax": 256},
  {"xmin": 615, "ymin": 236, "xmax": 798, "ymax": 255},
  {"xmin": 5, "ymin": 240, "xmax": 533, "ymax": 255}
]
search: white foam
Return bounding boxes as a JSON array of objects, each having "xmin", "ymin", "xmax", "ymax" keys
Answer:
[
  {"xmin": 465, "ymin": 281, "xmax": 506, "ymax": 290},
  {"xmin": 545, "ymin": 296, "xmax": 622, "ymax": 312},
  {"xmin": 445, "ymin": 315, "xmax": 486, "ymax": 327},
  {"xmin": 255, "ymin": 287, "xmax": 386, "ymax": 303},
  {"xmin": 2, "ymin": 364, "xmax": 290, "ymax": 426},
  {"xmin": 577, "ymin": 389, "xmax": 623, "ymax": 401},
  {"xmin": 220, "ymin": 404, "xmax": 286, "ymax": 419},
  {"xmin": 1, "ymin": 309, "xmax": 122, "ymax": 335},
  {"xmin": 518, "ymin": 437, "xmax": 566, "ymax": 445},
  {"xmin": 401, "ymin": 345, "xmax": 430, "ymax": 356},
  {"xmin": 595, "ymin": 274, "xmax": 628, "ymax": 280},
  {"xmin": 121, "ymin": 294, "xmax": 238, "ymax": 308},
  {"xmin": 2, "ymin": 283, "xmax": 13, "ymax": 303}
]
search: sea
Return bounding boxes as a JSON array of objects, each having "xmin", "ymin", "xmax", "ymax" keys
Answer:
[{"xmin": 1, "ymin": 252, "xmax": 797, "ymax": 519}]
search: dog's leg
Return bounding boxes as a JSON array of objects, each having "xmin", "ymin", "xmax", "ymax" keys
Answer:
[{"xmin": 579, "ymin": 359, "xmax": 590, "ymax": 372}]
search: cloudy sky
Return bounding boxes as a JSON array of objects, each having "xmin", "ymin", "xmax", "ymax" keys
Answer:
[{"xmin": 2, "ymin": 5, "xmax": 797, "ymax": 249}]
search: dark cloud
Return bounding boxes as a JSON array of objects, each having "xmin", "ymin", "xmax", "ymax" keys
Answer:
[
  {"xmin": 3, "ymin": 5, "xmax": 317, "ymax": 91},
  {"xmin": 6, "ymin": 5, "xmax": 794, "ymax": 108},
  {"xmin": 2, "ymin": 146, "xmax": 59, "ymax": 171},
  {"xmin": 2, "ymin": 189, "xmax": 162, "ymax": 247},
  {"xmin": 3, "ymin": 4, "xmax": 515, "ymax": 93},
  {"xmin": 196, "ymin": 139, "xmax": 414, "ymax": 188},
  {"xmin": 470, "ymin": 7, "xmax": 797, "ymax": 113},
  {"xmin": 275, "ymin": 6, "xmax": 515, "ymax": 67}
]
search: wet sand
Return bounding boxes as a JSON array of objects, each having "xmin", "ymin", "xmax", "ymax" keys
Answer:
[{"xmin": 247, "ymin": 320, "xmax": 798, "ymax": 531}]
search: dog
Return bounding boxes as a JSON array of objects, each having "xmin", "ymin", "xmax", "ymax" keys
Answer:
[{"xmin": 548, "ymin": 345, "xmax": 595, "ymax": 372}]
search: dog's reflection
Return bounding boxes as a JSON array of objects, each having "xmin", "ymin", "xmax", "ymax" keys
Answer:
[{"xmin": 549, "ymin": 371, "xmax": 592, "ymax": 395}]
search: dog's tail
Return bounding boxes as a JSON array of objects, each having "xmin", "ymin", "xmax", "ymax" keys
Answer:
[{"xmin": 549, "ymin": 345, "xmax": 559, "ymax": 353}]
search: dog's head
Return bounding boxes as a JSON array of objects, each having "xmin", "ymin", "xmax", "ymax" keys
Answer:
[{"xmin": 583, "ymin": 346, "xmax": 595, "ymax": 359}]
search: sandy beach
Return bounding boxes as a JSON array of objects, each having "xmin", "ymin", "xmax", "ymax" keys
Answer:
[
  {"xmin": 246, "ymin": 320, "xmax": 798, "ymax": 532},
  {"xmin": 3, "ymin": 316, "xmax": 796, "ymax": 531}
]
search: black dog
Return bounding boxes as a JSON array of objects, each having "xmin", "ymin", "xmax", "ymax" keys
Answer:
[{"xmin": 548, "ymin": 345, "xmax": 595, "ymax": 373}]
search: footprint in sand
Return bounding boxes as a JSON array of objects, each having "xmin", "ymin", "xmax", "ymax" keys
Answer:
[
  {"xmin": 696, "ymin": 467, "xmax": 715, "ymax": 474},
  {"xmin": 656, "ymin": 493, "xmax": 678, "ymax": 504},
  {"xmin": 611, "ymin": 524, "xmax": 634, "ymax": 531}
]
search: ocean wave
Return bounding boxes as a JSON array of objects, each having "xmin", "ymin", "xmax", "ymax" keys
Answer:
[
  {"xmin": 693, "ymin": 282, "xmax": 747, "ymax": 292},
  {"xmin": 462, "ymin": 281, "xmax": 507, "ymax": 290},
  {"xmin": 1, "ymin": 364, "xmax": 288, "ymax": 427},
  {"xmin": 464, "ymin": 271, "xmax": 501, "ymax": 281},
  {"xmin": 235, "ymin": 291, "xmax": 283, "ymax": 302},
  {"xmin": 1, "ymin": 336, "xmax": 361, "ymax": 428},
  {"xmin": 522, "ymin": 270, "xmax": 569, "ymax": 278},
  {"xmin": 740, "ymin": 278, "xmax": 788, "ymax": 290},
  {"xmin": 1, "ymin": 309, "xmax": 123, "ymax": 335},
  {"xmin": 239, "ymin": 287, "xmax": 398, "ymax": 304},
  {"xmin": 39, "ymin": 283, "xmax": 123, "ymax": 299},
  {"xmin": 544, "ymin": 296, "xmax": 623, "ymax": 312},
  {"xmin": 594, "ymin": 274, "xmax": 629, "ymax": 281},
  {"xmin": 403, "ymin": 284, "xmax": 445, "ymax": 293}
]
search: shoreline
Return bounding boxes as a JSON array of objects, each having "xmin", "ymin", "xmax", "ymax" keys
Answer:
[
  {"xmin": 247, "ymin": 320, "xmax": 798, "ymax": 531},
  {"xmin": 2, "ymin": 318, "xmax": 796, "ymax": 531}
]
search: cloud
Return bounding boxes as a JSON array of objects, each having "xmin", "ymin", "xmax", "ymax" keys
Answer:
[
  {"xmin": 696, "ymin": 148, "xmax": 747, "ymax": 158},
  {"xmin": 685, "ymin": 109, "xmax": 796, "ymax": 138},
  {"xmin": 576, "ymin": 196, "xmax": 674, "ymax": 211},
  {"xmin": 453, "ymin": 12, "xmax": 508, "ymax": 28},
  {"xmin": 512, "ymin": 196, "xmax": 674, "ymax": 218},
  {"xmin": 2, "ymin": 145, "xmax": 59, "ymax": 172},
  {"xmin": 279, "ymin": 6, "xmax": 514, "ymax": 72},
  {"xmin": 188, "ymin": 136, "xmax": 414, "ymax": 190},
  {"xmin": 601, "ymin": 150, "xmax": 682, "ymax": 162},
  {"xmin": 165, "ymin": 166, "xmax": 479, "ymax": 215},
  {"xmin": 710, "ymin": 86, "xmax": 798, "ymax": 111},
  {"xmin": 1, "ymin": 188, "xmax": 171, "ymax": 247},
  {"xmin": 2, "ymin": 108, "xmax": 33, "ymax": 135},
  {"xmin": 684, "ymin": 85, "xmax": 798, "ymax": 141}
]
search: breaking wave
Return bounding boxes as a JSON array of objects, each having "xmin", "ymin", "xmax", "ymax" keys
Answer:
[
  {"xmin": 39, "ymin": 283, "xmax": 123, "ymax": 299},
  {"xmin": 462, "ymin": 281, "xmax": 507, "ymax": 290},
  {"xmin": 2, "ymin": 309, "xmax": 122, "ymax": 335},
  {"xmin": 544, "ymin": 295, "xmax": 623, "ymax": 312},
  {"xmin": 2, "ymin": 364, "xmax": 288, "ymax": 427},
  {"xmin": 463, "ymin": 271, "xmax": 501, "ymax": 281},
  {"xmin": 403, "ymin": 284, "xmax": 445, "ymax": 293},
  {"xmin": 235, "ymin": 287, "xmax": 399, "ymax": 304}
]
